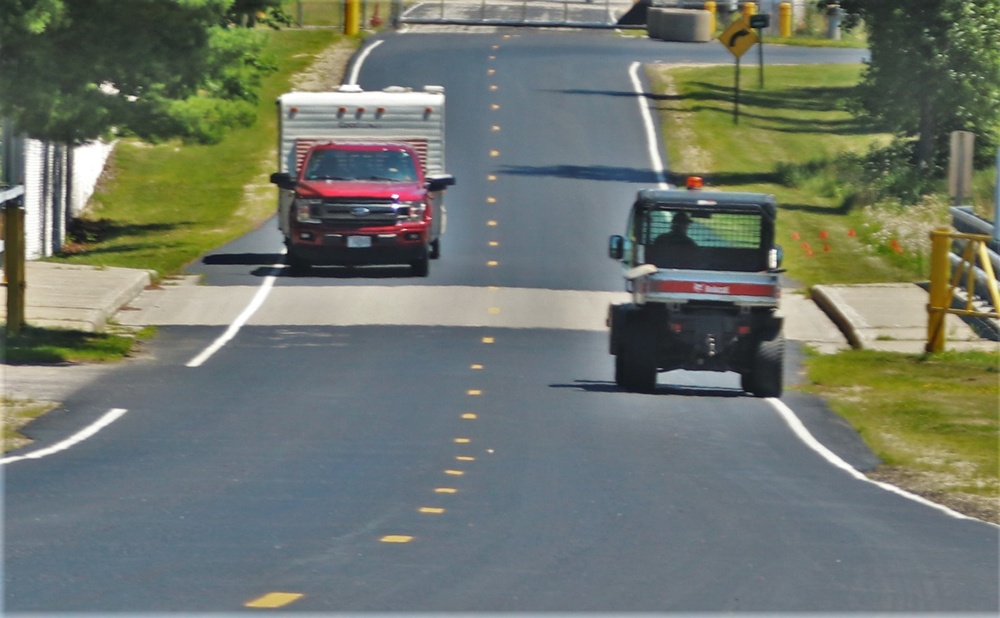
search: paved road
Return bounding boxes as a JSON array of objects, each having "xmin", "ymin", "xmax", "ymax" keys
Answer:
[{"xmin": 4, "ymin": 31, "xmax": 997, "ymax": 613}]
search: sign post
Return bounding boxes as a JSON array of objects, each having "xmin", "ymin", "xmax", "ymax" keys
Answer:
[
  {"xmin": 749, "ymin": 14, "xmax": 770, "ymax": 89},
  {"xmin": 948, "ymin": 130, "xmax": 975, "ymax": 206},
  {"xmin": 718, "ymin": 18, "xmax": 758, "ymax": 124}
]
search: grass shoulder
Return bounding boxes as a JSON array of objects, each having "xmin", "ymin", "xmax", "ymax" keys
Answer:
[{"xmin": 647, "ymin": 62, "xmax": 999, "ymax": 522}]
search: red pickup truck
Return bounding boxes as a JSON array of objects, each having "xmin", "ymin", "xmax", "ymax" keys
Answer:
[{"xmin": 269, "ymin": 86, "xmax": 455, "ymax": 276}]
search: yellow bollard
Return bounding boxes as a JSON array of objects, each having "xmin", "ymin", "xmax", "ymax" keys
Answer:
[
  {"xmin": 742, "ymin": 1, "xmax": 757, "ymax": 20},
  {"xmin": 344, "ymin": 0, "xmax": 361, "ymax": 36},
  {"xmin": 779, "ymin": 2, "xmax": 792, "ymax": 37},
  {"xmin": 704, "ymin": 1, "xmax": 716, "ymax": 33},
  {"xmin": 926, "ymin": 227, "xmax": 952, "ymax": 353}
]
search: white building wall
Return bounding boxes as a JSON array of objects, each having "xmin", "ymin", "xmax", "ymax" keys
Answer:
[{"xmin": 19, "ymin": 138, "xmax": 115, "ymax": 259}]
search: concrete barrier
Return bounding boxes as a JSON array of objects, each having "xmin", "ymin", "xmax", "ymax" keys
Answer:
[{"xmin": 646, "ymin": 8, "xmax": 713, "ymax": 42}]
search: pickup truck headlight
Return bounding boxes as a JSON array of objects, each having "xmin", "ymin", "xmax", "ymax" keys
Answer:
[
  {"xmin": 295, "ymin": 198, "xmax": 321, "ymax": 223},
  {"xmin": 401, "ymin": 200, "xmax": 426, "ymax": 221}
]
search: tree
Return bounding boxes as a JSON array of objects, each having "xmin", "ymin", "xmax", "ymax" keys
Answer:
[
  {"xmin": 843, "ymin": 0, "xmax": 1000, "ymax": 169},
  {"xmin": 0, "ymin": 0, "xmax": 275, "ymax": 145},
  {"xmin": 226, "ymin": 0, "xmax": 292, "ymax": 29}
]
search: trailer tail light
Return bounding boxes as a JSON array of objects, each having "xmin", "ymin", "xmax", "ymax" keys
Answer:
[
  {"xmin": 670, "ymin": 322, "xmax": 683, "ymax": 333},
  {"xmin": 738, "ymin": 325, "xmax": 751, "ymax": 335},
  {"xmin": 686, "ymin": 176, "xmax": 704, "ymax": 190}
]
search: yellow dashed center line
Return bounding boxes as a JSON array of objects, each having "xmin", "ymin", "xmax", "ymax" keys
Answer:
[
  {"xmin": 487, "ymin": 220, "xmax": 498, "ymax": 227},
  {"xmin": 457, "ymin": 455, "xmax": 476, "ymax": 462},
  {"xmin": 245, "ymin": 592, "xmax": 303, "ymax": 609},
  {"xmin": 488, "ymin": 240, "xmax": 499, "ymax": 247},
  {"xmin": 487, "ymin": 260, "xmax": 498, "ymax": 267},
  {"xmin": 467, "ymin": 389, "xmax": 482, "ymax": 396},
  {"xmin": 490, "ymin": 103, "xmax": 500, "ymax": 110},
  {"xmin": 381, "ymin": 535, "xmax": 413, "ymax": 543},
  {"xmin": 461, "ymin": 412, "xmax": 478, "ymax": 419},
  {"xmin": 489, "ymin": 149, "xmax": 500, "ymax": 157},
  {"xmin": 445, "ymin": 469, "xmax": 465, "ymax": 476},
  {"xmin": 488, "ymin": 307, "xmax": 500, "ymax": 314},
  {"xmin": 482, "ymin": 336, "xmax": 495, "ymax": 344},
  {"xmin": 454, "ymin": 437, "xmax": 471, "ymax": 444},
  {"xmin": 419, "ymin": 507, "xmax": 445, "ymax": 514},
  {"xmin": 471, "ymin": 364, "xmax": 483, "ymax": 370},
  {"xmin": 487, "ymin": 174, "xmax": 497, "ymax": 181},
  {"xmin": 486, "ymin": 196, "xmax": 497, "ymax": 203},
  {"xmin": 436, "ymin": 487, "xmax": 458, "ymax": 494}
]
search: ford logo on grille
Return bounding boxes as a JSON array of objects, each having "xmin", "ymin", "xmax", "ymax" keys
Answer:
[{"xmin": 350, "ymin": 207, "xmax": 371, "ymax": 216}]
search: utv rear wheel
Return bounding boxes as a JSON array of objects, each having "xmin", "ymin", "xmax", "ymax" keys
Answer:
[
  {"xmin": 749, "ymin": 335, "xmax": 784, "ymax": 398},
  {"xmin": 285, "ymin": 246, "xmax": 311, "ymax": 275},
  {"xmin": 616, "ymin": 315, "xmax": 657, "ymax": 393}
]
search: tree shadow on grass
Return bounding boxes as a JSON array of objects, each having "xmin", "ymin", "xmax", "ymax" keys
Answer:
[
  {"xmin": 682, "ymin": 81, "xmax": 871, "ymax": 136},
  {"xmin": 61, "ymin": 218, "xmax": 190, "ymax": 258}
]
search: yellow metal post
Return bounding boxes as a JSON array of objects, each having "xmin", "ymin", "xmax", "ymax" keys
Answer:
[
  {"xmin": 778, "ymin": 2, "xmax": 792, "ymax": 37},
  {"xmin": 704, "ymin": 1, "xmax": 717, "ymax": 33},
  {"xmin": 3, "ymin": 205, "xmax": 26, "ymax": 335},
  {"xmin": 344, "ymin": 0, "xmax": 361, "ymax": 35},
  {"xmin": 742, "ymin": 1, "xmax": 757, "ymax": 20},
  {"xmin": 926, "ymin": 227, "xmax": 952, "ymax": 353}
]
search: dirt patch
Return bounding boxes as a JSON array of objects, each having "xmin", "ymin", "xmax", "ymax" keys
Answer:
[
  {"xmin": 289, "ymin": 41, "xmax": 357, "ymax": 91},
  {"xmin": 868, "ymin": 466, "xmax": 999, "ymax": 524}
]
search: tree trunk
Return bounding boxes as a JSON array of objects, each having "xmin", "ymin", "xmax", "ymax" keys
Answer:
[{"xmin": 916, "ymin": 94, "xmax": 936, "ymax": 169}]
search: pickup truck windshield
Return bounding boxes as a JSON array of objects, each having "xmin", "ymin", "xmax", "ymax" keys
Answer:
[{"xmin": 304, "ymin": 149, "xmax": 418, "ymax": 182}]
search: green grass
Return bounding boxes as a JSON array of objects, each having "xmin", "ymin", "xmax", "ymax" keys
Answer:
[
  {"xmin": 1, "ymin": 325, "xmax": 155, "ymax": 364},
  {"xmin": 2, "ymin": 397, "xmax": 55, "ymax": 453},
  {"xmin": 51, "ymin": 29, "xmax": 353, "ymax": 277},
  {"xmin": 805, "ymin": 350, "xmax": 999, "ymax": 500},
  {"xmin": 648, "ymin": 63, "xmax": 926, "ymax": 288}
]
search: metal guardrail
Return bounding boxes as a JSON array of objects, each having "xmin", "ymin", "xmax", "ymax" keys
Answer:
[
  {"xmin": 950, "ymin": 206, "xmax": 1000, "ymax": 309},
  {"xmin": 925, "ymin": 210, "xmax": 1000, "ymax": 351}
]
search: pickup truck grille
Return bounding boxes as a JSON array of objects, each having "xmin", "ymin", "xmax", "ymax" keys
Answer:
[{"xmin": 318, "ymin": 199, "xmax": 405, "ymax": 227}]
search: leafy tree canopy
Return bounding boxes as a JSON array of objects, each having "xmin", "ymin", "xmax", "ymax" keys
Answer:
[
  {"xmin": 0, "ymin": 0, "xmax": 276, "ymax": 145},
  {"xmin": 833, "ymin": 0, "xmax": 1000, "ymax": 169}
]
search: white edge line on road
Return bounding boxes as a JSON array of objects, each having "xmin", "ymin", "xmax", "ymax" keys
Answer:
[
  {"xmin": 186, "ymin": 274, "xmax": 278, "ymax": 368},
  {"xmin": 1, "ymin": 408, "xmax": 128, "ymax": 465},
  {"xmin": 768, "ymin": 398, "xmax": 995, "ymax": 526},
  {"xmin": 628, "ymin": 61, "xmax": 669, "ymax": 190},
  {"xmin": 346, "ymin": 39, "xmax": 384, "ymax": 85}
]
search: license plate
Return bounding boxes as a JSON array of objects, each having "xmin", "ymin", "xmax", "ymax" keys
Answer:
[{"xmin": 347, "ymin": 235, "xmax": 372, "ymax": 249}]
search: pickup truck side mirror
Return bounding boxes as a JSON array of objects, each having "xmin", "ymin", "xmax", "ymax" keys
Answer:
[
  {"xmin": 426, "ymin": 174, "xmax": 456, "ymax": 192},
  {"xmin": 270, "ymin": 172, "xmax": 296, "ymax": 191},
  {"xmin": 608, "ymin": 235, "xmax": 624, "ymax": 260}
]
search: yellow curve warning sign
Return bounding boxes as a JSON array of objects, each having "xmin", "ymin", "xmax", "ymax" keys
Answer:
[{"xmin": 719, "ymin": 19, "xmax": 758, "ymax": 58}]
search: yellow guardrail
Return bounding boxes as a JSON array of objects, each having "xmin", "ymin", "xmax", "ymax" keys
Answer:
[{"xmin": 927, "ymin": 228, "xmax": 1000, "ymax": 352}]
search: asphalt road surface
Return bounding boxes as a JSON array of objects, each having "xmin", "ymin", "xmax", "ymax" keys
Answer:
[{"xmin": 4, "ymin": 30, "xmax": 997, "ymax": 614}]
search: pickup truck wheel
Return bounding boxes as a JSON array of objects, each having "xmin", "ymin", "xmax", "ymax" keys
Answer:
[
  {"xmin": 285, "ymin": 246, "xmax": 311, "ymax": 275},
  {"xmin": 429, "ymin": 238, "xmax": 441, "ymax": 260},
  {"xmin": 411, "ymin": 254, "xmax": 430, "ymax": 277},
  {"xmin": 749, "ymin": 335, "xmax": 784, "ymax": 398},
  {"xmin": 617, "ymin": 316, "xmax": 657, "ymax": 393}
]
